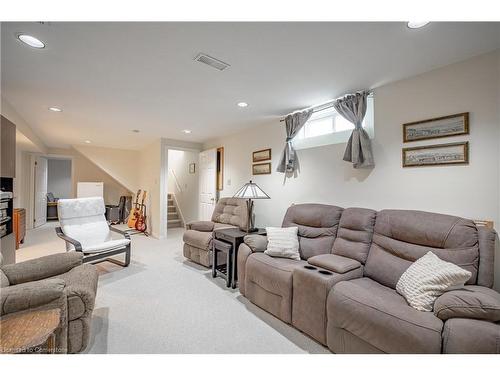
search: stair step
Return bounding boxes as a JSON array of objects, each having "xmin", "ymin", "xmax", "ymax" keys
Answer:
[
  {"xmin": 168, "ymin": 213, "xmax": 178, "ymax": 219},
  {"xmin": 168, "ymin": 219, "xmax": 182, "ymax": 228},
  {"xmin": 168, "ymin": 206, "xmax": 176, "ymax": 212}
]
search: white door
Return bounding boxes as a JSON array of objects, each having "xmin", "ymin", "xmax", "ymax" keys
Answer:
[
  {"xmin": 33, "ymin": 156, "xmax": 48, "ymax": 228},
  {"xmin": 199, "ymin": 148, "xmax": 217, "ymax": 221}
]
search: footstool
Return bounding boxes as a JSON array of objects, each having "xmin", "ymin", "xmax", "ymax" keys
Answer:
[{"xmin": 292, "ymin": 254, "xmax": 363, "ymax": 345}]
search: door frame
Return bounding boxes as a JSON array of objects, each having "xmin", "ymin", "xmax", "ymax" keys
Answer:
[
  {"xmin": 161, "ymin": 141, "xmax": 202, "ymax": 239},
  {"xmin": 27, "ymin": 153, "xmax": 74, "ymax": 229}
]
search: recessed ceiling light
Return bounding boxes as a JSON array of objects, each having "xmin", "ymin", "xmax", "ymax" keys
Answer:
[
  {"xmin": 132, "ymin": 129, "xmax": 140, "ymax": 133},
  {"xmin": 85, "ymin": 140, "xmax": 91, "ymax": 144},
  {"xmin": 48, "ymin": 107, "xmax": 62, "ymax": 112},
  {"xmin": 237, "ymin": 102, "xmax": 248, "ymax": 108},
  {"xmin": 407, "ymin": 21, "xmax": 430, "ymax": 29},
  {"xmin": 182, "ymin": 129, "xmax": 192, "ymax": 134},
  {"xmin": 18, "ymin": 34, "xmax": 45, "ymax": 49}
]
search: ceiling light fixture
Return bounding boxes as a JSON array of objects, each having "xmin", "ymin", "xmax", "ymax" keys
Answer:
[
  {"xmin": 18, "ymin": 34, "xmax": 45, "ymax": 49},
  {"xmin": 48, "ymin": 107, "xmax": 62, "ymax": 112},
  {"xmin": 85, "ymin": 140, "xmax": 91, "ymax": 144},
  {"xmin": 182, "ymin": 129, "xmax": 192, "ymax": 134},
  {"xmin": 237, "ymin": 102, "xmax": 248, "ymax": 108},
  {"xmin": 407, "ymin": 21, "xmax": 430, "ymax": 29}
]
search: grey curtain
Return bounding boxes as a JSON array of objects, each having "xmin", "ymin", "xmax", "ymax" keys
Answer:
[
  {"xmin": 333, "ymin": 90, "xmax": 374, "ymax": 168},
  {"xmin": 276, "ymin": 109, "xmax": 313, "ymax": 173}
]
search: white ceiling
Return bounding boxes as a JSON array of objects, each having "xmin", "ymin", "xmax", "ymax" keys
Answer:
[{"xmin": 2, "ymin": 22, "xmax": 500, "ymax": 150}]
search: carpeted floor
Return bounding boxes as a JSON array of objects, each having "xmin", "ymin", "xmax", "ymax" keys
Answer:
[{"xmin": 17, "ymin": 222, "xmax": 329, "ymax": 354}]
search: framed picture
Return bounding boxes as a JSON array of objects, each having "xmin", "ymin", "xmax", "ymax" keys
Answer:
[
  {"xmin": 189, "ymin": 163, "xmax": 196, "ymax": 174},
  {"xmin": 252, "ymin": 162, "xmax": 271, "ymax": 175},
  {"xmin": 403, "ymin": 112, "xmax": 469, "ymax": 143},
  {"xmin": 253, "ymin": 148, "xmax": 271, "ymax": 163},
  {"xmin": 402, "ymin": 142, "xmax": 469, "ymax": 168}
]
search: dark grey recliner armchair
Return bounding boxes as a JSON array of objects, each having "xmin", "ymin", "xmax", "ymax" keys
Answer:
[{"xmin": 0, "ymin": 252, "xmax": 99, "ymax": 353}]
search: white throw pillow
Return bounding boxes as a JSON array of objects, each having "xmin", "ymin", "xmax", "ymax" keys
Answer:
[
  {"xmin": 264, "ymin": 227, "xmax": 300, "ymax": 260},
  {"xmin": 396, "ymin": 251, "xmax": 471, "ymax": 312}
]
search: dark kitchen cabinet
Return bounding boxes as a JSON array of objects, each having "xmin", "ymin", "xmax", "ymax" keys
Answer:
[{"xmin": 1, "ymin": 115, "xmax": 16, "ymax": 178}]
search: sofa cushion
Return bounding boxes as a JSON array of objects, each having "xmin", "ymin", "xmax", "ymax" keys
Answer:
[
  {"xmin": 328, "ymin": 277, "xmax": 443, "ymax": 353},
  {"xmin": 0, "ymin": 268, "xmax": 9, "ymax": 287},
  {"xmin": 245, "ymin": 252, "xmax": 306, "ymax": 323},
  {"xmin": 396, "ymin": 251, "xmax": 472, "ymax": 311},
  {"xmin": 282, "ymin": 203, "xmax": 343, "ymax": 260},
  {"xmin": 364, "ymin": 209, "xmax": 479, "ymax": 289},
  {"xmin": 307, "ymin": 254, "xmax": 361, "ymax": 274},
  {"xmin": 434, "ymin": 285, "xmax": 500, "ymax": 322},
  {"xmin": 442, "ymin": 318, "xmax": 500, "ymax": 354},
  {"xmin": 332, "ymin": 207, "xmax": 376, "ymax": 264},
  {"xmin": 183, "ymin": 230, "xmax": 213, "ymax": 251}
]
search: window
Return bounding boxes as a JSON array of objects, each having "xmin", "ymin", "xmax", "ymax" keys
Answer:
[{"xmin": 292, "ymin": 95, "xmax": 374, "ymax": 150}]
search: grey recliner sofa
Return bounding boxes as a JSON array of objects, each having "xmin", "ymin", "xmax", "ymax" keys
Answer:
[
  {"xmin": 238, "ymin": 203, "xmax": 500, "ymax": 354},
  {"xmin": 183, "ymin": 197, "xmax": 248, "ymax": 267},
  {"xmin": 0, "ymin": 252, "xmax": 99, "ymax": 353}
]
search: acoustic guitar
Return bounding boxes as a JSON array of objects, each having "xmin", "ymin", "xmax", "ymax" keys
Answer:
[
  {"xmin": 135, "ymin": 191, "xmax": 147, "ymax": 233},
  {"xmin": 127, "ymin": 189, "xmax": 142, "ymax": 228}
]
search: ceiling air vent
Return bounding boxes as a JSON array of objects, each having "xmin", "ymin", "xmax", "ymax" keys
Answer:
[{"xmin": 194, "ymin": 53, "xmax": 230, "ymax": 71}]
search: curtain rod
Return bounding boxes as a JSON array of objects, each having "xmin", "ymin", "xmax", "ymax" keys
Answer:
[{"xmin": 279, "ymin": 91, "xmax": 373, "ymax": 122}]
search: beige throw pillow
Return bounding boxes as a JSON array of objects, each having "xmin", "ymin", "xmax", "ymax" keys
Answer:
[
  {"xmin": 264, "ymin": 227, "xmax": 300, "ymax": 260},
  {"xmin": 396, "ymin": 251, "xmax": 471, "ymax": 312}
]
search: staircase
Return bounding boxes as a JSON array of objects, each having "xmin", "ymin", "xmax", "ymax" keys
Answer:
[{"xmin": 167, "ymin": 193, "xmax": 183, "ymax": 228}]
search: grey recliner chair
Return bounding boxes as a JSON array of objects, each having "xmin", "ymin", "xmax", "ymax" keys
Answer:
[
  {"xmin": 0, "ymin": 252, "xmax": 99, "ymax": 353},
  {"xmin": 183, "ymin": 197, "xmax": 248, "ymax": 267}
]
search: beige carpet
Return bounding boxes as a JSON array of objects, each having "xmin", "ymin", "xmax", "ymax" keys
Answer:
[{"xmin": 16, "ymin": 222, "xmax": 329, "ymax": 354}]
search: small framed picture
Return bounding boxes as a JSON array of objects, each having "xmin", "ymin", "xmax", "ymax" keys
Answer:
[
  {"xmin": 402, "ymin": 142, "xmax": 469, "ymax": 168},
  {"xmin": 189, "ymin": 163, "xmax": 196, "ymax": 174},
  {"xmin": 252, "ymin": 162, "xmax": 271, "ymax": 175},
  {"xmin": 253, "ymin": 148, "xmax": 271, "ymax": 163},
  {"xmin": 403, "ymin": 112, "xmax": 469, "ymax": 143}
]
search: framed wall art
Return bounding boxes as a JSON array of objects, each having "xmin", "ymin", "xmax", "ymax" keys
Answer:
[
  {"xmin": 252, "ymin": 162, "xmax": 272, "ymax": 175},
  {"xmin": 252, "ymin": 148, "xmax": 271, "ymax": 163},
  {"xmin": 403, "ymin": 112, "xmax": 469, "ymax": 143},
  {"xmin": 402, "ymin": 141, "xmax": 469, "ymax": 168}
]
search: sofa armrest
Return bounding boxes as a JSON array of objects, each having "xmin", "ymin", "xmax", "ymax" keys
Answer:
[
  {"xmin": 0, "ymin": 278, "xmax": 66, "ymax": 316},
  {"xmin": 56, "ymin": 227, "xmax": 83, "ymax": 251},
  {"xmin": 185, "ymin": 221, "xmax": 215, "ymax": 232},
  {"xmin": 308, "ymin": 254, "xmax": 361, "ymax": 274},
  {"xmin": 434, "ymin": 285, "xmax": 500, "ymax": 322},
  {"xmin": 2, "ymin": 252, "xmax": 83, "ymax": 285},
  {"xmin": 243, "ymin": 234, "xmax": 268, "ymax": 253}
]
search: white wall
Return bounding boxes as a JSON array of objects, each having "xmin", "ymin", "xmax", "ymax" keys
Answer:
[
  {"xmin": 47, "ymin": 158, "xmax": 72, "ymax": 198},
  {"xmin": 205, "ymin": 50, "xmax": 500, "ymax": 290},
  {"xmin": 167, "ymin": 149, "xmax": 199, "ymax": 223},
  {"xmin": 73, "ymin": 145, "xmax": 141, "ymax": 193},
  {"xmin": 48, "ymin": 148, "xmax": 131, "ymax": 205}
]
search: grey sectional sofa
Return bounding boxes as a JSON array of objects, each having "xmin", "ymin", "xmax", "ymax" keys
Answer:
[{"xmin": 238, "ymin": 203, "xmax": 500, "ymax": 354}]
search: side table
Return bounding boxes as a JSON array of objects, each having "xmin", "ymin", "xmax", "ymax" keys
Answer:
[
  {"xmin": 0, "ymin": 308, "xmax": 61, "ymax": 354},
  {"xmin": 212, "ymin": 227, "xmax": 266, "ymax": 289}
]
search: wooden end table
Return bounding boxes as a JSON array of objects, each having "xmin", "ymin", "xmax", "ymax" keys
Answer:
[
  {"xmin": 212, "ymin": 227, "xmax": 266, "ymax": 289},
  {"xmin": 0, "ymin": 309, "xmax": 60, "ymax": 354}
]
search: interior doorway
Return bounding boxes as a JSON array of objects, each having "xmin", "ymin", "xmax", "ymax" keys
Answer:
[
  {"xmin": 166, "ymin": 148, "xmax": 200, "ymax": 230},
  {"xmin": 30, "ymin": 155, "xmax": 73, "ymax": 229}
]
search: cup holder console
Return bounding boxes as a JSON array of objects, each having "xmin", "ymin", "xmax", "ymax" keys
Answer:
[
  {"xmin": 304, "ymin": 265, "xmax": 334, "ymax": 276},
  {"xmin": 318, "ymin": 270, "xmax": 333, "ymax": 276}
]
